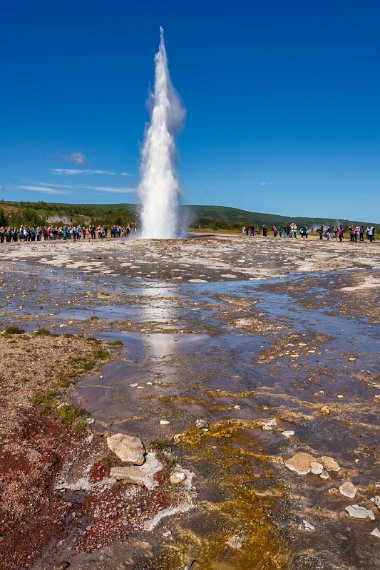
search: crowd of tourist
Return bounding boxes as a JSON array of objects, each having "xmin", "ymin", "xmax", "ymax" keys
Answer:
[
  {"xmin": 242, "ymin": 223, "xmax": 377, "ymax": 242},
  {"xmin": 0, "ymin": 224, "xmax": 136, "ymax": 243}
]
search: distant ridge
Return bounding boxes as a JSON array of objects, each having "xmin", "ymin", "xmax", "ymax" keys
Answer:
[
  {"xmin": 0, "ymin": 200, "xmax": 378, "ymax": 229},
  {"xmin": 184, "ymin": 205, "xmax": 379, "ymax": 229}
]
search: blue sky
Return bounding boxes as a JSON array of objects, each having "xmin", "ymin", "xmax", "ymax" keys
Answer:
[{"xmin": 1, "ymin": 0, "xmax": 379, "ymax": 221}]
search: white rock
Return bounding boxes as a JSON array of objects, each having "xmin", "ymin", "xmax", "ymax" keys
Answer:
[
  {"xmin": 233, "ymin": 405, "xmax": 241, "ymax": 410},
  {"xmin": 129, "ymin": 383, "xmax": 139, "ymax": 388},
  {"xmin": 302, "ymin": 520, "xmax": 315, "ymax": 531},
  {"xmin": 370, "ymin": 528, "xmax": 380, "ymax": 538},
  {"xmin": 320, "ymin": 470, "xmax": 330, "ymax": 480},
  {"xmin": 282, "ymin": 430, "xmax": 295, "ymax": 438},
  {"xmin": 345, "ymin": 505, "xmax": 375, "ymax": 520},
  {"xmin": 107, "ymin": 433, "xmax": 145, "ymax": 465},
  {"xmin": 284, "ymin": 453, "xmax": 315, "ymax": 475},
  {"xmin": 339, "ymin": 482, "xmax": 357, "ymax": 499},
  {"xmin": 370, "ymin": 496, "xmax": 380, "ymax": 508},
  {"xmin": 321, "ymin": 456, "xmax": 340, "ymax": 472},
  {"xmin": 170, "ymin": 471, "xmax": 187, "ymax": 485},
  {"xmin": 262, "ymin": 418, "xmax": 277, "ymax": 431},
  {"xmin": 160, "ymin": 419, "xmax": 170, "ymax": 425},
  {"xmin": 310, "ymin": 462, "xmax": 324, "ymax": 475},
  {"xmin": 195, "ymin": 419, "xmax": 209, "ymax": 429},
  {"xmin": 226, "ymin": 535, "xmax": 243, "ymax": 549}
]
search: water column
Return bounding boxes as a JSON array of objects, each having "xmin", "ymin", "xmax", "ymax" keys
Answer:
[{"xmin": 138, "ymin": 28, "xmax": 186, "ymax": 239}]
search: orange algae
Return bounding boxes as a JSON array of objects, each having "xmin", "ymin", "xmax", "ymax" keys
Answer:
[{"xmin": 167, "ymin": 419, "xmax": 290, "ymax": 569}]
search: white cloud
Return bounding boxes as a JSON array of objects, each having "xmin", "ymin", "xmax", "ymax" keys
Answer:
[
  {"xmin": 38, "ymin": 181, "xmax": 75, "ymax": 189},
  {"xmin": 16, "ymin": 185, "xmax": 70, "ymax": 195},
  {"xmin": 85, "ymin": 186, "xmax": 136, "ymax": 194},
  {"xmin": 51, "ymin": 168, "xmax": 117, "ymax": 175},
  {"xmin": 57, "ymin": 151, "xmax": 87, "ymax": 165}
]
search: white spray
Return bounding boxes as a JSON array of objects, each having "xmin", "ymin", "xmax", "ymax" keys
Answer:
[{"xmin": 138, "ymin": 27, "xmax": 186, "ymax": 239}]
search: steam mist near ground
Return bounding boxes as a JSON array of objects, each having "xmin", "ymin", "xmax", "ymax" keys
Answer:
[{"xmin": 137, "ymin": 28, "xmax": 186, "ymax": 239}]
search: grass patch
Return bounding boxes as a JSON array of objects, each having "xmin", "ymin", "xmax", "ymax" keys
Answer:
[
  {"xmin": 108, "ymin": 340, "xmax": 123, "ymax": 346},
  {"xmin": 34, "ymin": 327, "xmax": 58, "ymax": 336},
  {"xmin": 4, "ymin": 326, "xmax": 25, "ymax": 335},
  {"xmin": 57, "ymin": 403, "xmax": 85, "ymax": 425},
  {"xmin": 150, "ymin": 436, "xmax": 172, "ymax": 451},
  {"xmin": 32, "ymin": 389, "xmax": 61, "ymax": 408},
  {"xmin": 91, "ymin": 348, "xmax": 110, "ymax": 360}
]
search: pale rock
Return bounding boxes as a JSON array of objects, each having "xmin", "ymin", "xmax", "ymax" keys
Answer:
[
  {"xmin": 345, "ymin": 505, "xmax": 375, "ymax": 520},
  {"xmin": 310, "ymin": 462, "xmax": 324, "ymax": 475},
  {"xmin": 282, "ymin": 430, "xmax": 295, "ymax": 438},
  {"xmin": 233, "ymin": 405, "xmax": 241, "ymax": 410},
  {"xmin": 110, "ymin": 452, "xmax": 162, "ymax": 490},
  {"xmin": 284, "ymin": 452, "xmax": 315, "ymax": 475},
  {"xmin": 160, "ymin": 419, "xmax": 170, "ymax": 425},
  {"xmin": 262, "ymin": 418, "xmax": 277, "ymax": 431},
  {"xmin": 226, "ymin": 535, "xmax": 243, "ymax": 549},
  {"xmin": 370, "ymin": 496, "xmax": 380, "ymax": 508},
  {"xmin": 320, "ymin": 405, "xmax": 331, "ymax": 415},
  {"xmin": 348, "ymin": 357, "xmax": 357, "ymax": 362},
  {"xmin": 321, "ymin": 456, "xmax": 340, "ymax": 472},
  {"xmin": 129, "ymin": 383, "xmax": 139, "ymax": 388},
  {"xmin": 107, "ymin": 433, "xmax": 145, "ymax": 465},
  {"xmin": 370, "ymin": 528, "xmax": 380, "ymax": 538},
  {"xmin": 339, "ymin": 482, "xmax": 357, "ymax": 499},
  {"xmin": 195, "ymin": 419, "xmax": 209, "ymax": 429},
  {"xmin": 320, "ymin": 470, "xmax": 330, "ymax": 480},
  {"xmin": 170, "ymin": 471, "xmax": 187, "ymax": 485},
  {"xmin": 302, "ymin": 520, "xmax": 315, "ymax": 531}
]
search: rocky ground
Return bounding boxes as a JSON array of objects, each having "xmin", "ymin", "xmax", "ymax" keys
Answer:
[{"xmin": 0, "ymin": 235, "xmax": 379, "ymax": 569}]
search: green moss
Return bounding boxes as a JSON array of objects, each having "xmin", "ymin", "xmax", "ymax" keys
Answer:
[
  {"xmin": 32, "ymin": 389, "xmax": 61, "ymax": 408},
  {"xmin": 57, "ymin": 404, "xmax": 85, "ymax": 425},
  {"xmin": 4, "ymin": 326, "xmax": 25, "ymax": 335},
  {"xmin": 150, "ymin": 436, "xmax": 172, "ymax": 451},
  {"xmin": 91, "ymin": 348, "xmax": 110, "ymax": 360},
  {"xmin": 108, "ymin": 339, "xmax": 123, "ymax": 346}
]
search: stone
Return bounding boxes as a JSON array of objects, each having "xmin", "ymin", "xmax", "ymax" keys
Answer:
[
  {"xmin": 160, "ymin": 419, "xmax": 170, "ymax": 425},
  {"xmin": 320, "ymin": 470, "xmax": 330, "ymax": 480},
  {"xmin": 107, "ymin": 433, "xmax": 145, "ymax": 465},
  {"xmin": 282, "ymin": 430, "xmax": 295, "ymax": 438},
  {"xmin": 111, "ymin": 466, "xmax": 155, "ymax": 488},
  {"xmin": 321, "ymin": 456, "xmax": 340, "ymax": 472},
  {"xmin": 129, "ymin": 383, "xmax": 139, "ymax": 388},
  {"xmin": 284, "ymin": 452, "xmax": 315, "ymax": 475},
  {"xmin": 170, "ymin": 471, "xmax": 187, "ymax": 485},
  {"xmin": 319, "ymin": 405, "xmax": 331, "ymax": 415},
  {"xmin": 196, "ymin": 419, "xmax": 209, "ymax": 429},
  {"xmin": 348, "ymin": 357, "xmax": 357, "ymax": 362},
  {"xmin": 262, "ymin": 418, "xmax": 277, "ymax": 431},
  {"xmin": 370, "ymin": 528, "xmax": 380, "ymax": 538},
  {"xmin": 345, "ymin": 505, "xmax": 375, "ymax": 520},
  {"xmin": 302, "ymin": 520, "xmax": 315, "ymax": 531},
  {"xmin": 233, "ymin": 405, "xmax": 241, "ymax": 410},
  {"xmin": 370, "ymin": 496, "xmax": 380, "ymax": 508},
  {"xmin": 226, "ymin": 535, "xmax": 243, "ymax": 549},
  {"xmin": 110, "ymin": 452, "xmax": 162, "ymax": 490},
  {"xmin": 310, "ymin": 462, "xmax": 324, "ymax": 475},
  {"xmin": 339, "ymin": 482, "xmax": 357, "ymax": 499}
]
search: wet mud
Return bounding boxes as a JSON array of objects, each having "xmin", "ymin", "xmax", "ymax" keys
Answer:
[{"xmin": 0, "ymin": 236, "xmax": 379, "ymax": 569}]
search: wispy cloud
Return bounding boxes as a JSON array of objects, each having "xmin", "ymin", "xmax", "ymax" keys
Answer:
[
  {"xmin": 16, "ymin": 185, "xmax": 71, "ymax": 195},
  {"xmin": 57, "ymin": 151, "xmax": 87, "ymax": 165},
  {"xmin": 84, "ymin": 186, "xmax": 136, "ymax": 194},
  {"xmin": 51, "ymin": 168, "xmax": 117, "ymax": 175},
  {"xmin": 38, "ymin": 181, "xmax": 76, "ymax": 189}
]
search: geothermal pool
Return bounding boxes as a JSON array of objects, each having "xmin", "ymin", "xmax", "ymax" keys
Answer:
[{"xmin": 0, "ymin": 235, "xmax": 379, "ymax": 569}]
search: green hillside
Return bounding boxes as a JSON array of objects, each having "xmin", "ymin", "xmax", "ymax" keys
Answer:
[{"xmin": 0, "ymin": 200, "xmax": 378, "ymax": 230}]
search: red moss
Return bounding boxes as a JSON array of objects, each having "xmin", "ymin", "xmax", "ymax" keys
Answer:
[{"xmin": 89, "ymin": 459, "xmax": 111, "ymax": 482}]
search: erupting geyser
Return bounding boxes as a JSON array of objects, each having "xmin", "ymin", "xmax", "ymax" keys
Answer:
[{"xmin": 138, "ymin": 27, "xmax": 186, "ymax": 239}]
